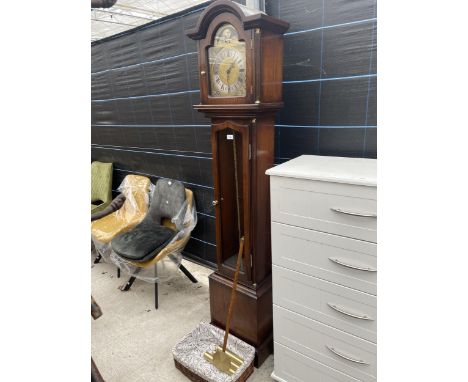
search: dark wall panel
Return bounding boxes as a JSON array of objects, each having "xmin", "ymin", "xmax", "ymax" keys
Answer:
[
  {"xmin": 319, "ymin": 77, "xmax": 370, "ymax": 126},
  {"xmin": 275, "ymin": 0, "xmax": 323, "ymax": 33},
  {"xmin": 321, "ymin": 22, "xmax": 375, "ymax": 78},
  {"xmin": 91, "ymin": 0, "xmax": 377, "ymax": 268},
  {"xmin": 323, "ymin": 0, "xmax": 376, "ymax": 26},
  {"xmin": 283, "ymin": 33, "xmax": 322, "ymax": 81},
  {"xmin": 319, "ymin": 128, "xmax": 367, "ymax": 157},
  {"xmin": 278, "ymin": 127, "xmax": 319, "ymax": 160}
]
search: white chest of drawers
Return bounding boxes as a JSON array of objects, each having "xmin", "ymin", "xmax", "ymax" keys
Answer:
[{"xmin": 266, "ymin": 155, "xmax": 377, "ymax": 382}]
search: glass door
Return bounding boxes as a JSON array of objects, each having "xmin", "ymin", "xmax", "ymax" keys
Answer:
[{"xmin": 212, "ymin": 120, "xmax": 252, "ymax": 283}]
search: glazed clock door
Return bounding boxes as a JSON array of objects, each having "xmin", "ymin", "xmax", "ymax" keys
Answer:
[{"xmin": 211, "ymin": 120, "xmax": 252, "ymax": 284}]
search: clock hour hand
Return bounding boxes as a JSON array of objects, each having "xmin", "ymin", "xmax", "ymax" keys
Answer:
[
  {"xmin": 226, "ymin": 61, "xmax": 235, "ymax": 82},
  {"xmin": 226, "ymin": 62, "xmax": 233, "ymax": 75}
]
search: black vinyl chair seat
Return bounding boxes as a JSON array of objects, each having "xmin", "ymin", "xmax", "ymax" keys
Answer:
[{"xmin": 112, "ymin": 222, "xmax": 177, "ymax": 262}]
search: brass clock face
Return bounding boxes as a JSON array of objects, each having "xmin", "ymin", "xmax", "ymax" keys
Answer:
[{"xmin": 208, "ymin": 24, "xmax": 246, "ymax": 97}]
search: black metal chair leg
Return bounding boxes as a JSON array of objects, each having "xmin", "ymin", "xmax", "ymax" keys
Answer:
[
  {"xmin": 179, "ymin": 263, "xmax": 198, "ymax": 283},
  {"xmin": 119, "ymin": 267, "xmax": 141, "ymax": 291},
  {"xmin": 117, "ymin": 267, "xmax": 120, "ymax": 278},
  {"xmin": 154, "ymin": 263, "xmax": 159, "ymax": 309},
  {"xmin": 120, "ymin": 276, "xmax": 136, "ymax": 291},
  {"xmin": 94, "ymin": 253, "xmax": 102, "ymax": 264},
  {"xmin": 154, "ymin": 282, "xmax": 159, "ymax": 309}
]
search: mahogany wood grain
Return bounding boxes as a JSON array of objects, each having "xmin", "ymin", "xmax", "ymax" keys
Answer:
[{"xmin": 260, "ymin": 30, "xmax": 284, "ymax": 103}]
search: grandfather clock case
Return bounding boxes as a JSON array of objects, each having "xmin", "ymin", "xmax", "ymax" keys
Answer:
[{"xmin": 187, "ymin": 0, "xmax": 289, "ymax": 366}]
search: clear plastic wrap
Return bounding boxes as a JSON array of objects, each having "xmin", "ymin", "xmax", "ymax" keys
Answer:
[
  {"xmin": 91, "ymin": 175, "xmax": 153, "ymax": 260},
  {"xmin": 108, "ymin": 189, "xmax": 197, "ymax": 283}
]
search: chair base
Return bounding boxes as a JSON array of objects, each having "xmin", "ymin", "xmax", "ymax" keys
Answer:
[
  {"xmin": 119, "ymin": 275, "xmax": 137, "ymax": 292},
  {"xmin": 179, "ymin": 263, "xmax": 198, "ymax": 283},
  {"xmin": 118, "ymin": 275, "xmax": 159, "ymax": 310},
  {"xmin": 119, "ymin": 262, "xmax": 198, "ymax": 310}
]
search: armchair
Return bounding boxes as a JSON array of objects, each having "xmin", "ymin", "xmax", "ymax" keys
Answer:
[
  {"xmin": 110, "ymin": 178, "xmax": 198, "ymax": 309},
  {"xmin": 91, "ymin": 174, "xmax": 152, "ymax": 263}
]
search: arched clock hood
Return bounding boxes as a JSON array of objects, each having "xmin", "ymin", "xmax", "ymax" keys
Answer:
[{"xmin": 186, "ymin": 0, "xmax": 289, "ymax": 40}]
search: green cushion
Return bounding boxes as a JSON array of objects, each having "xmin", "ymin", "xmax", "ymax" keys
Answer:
[
  {"xmin": 91, "ymin": 201, "xmax": 111, "ymax": 214},
  {"xmin": 91, "ymin": 161, "xmax": 113, "ymax": 205}
]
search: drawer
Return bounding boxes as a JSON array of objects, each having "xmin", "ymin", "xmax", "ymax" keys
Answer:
[
  {"xmin": 274, "ymin": 305, "xmax": 376, "ymax": 382},
  {"xmin": 270, "ymin": 177, "xmax": 377, "ymax": 242},
  {"xmin": 272, "ymin": 342, "xmax": 361, "ymax": 382},
  {"xmin": 273, "ymin": 265, "xmax": 376, "ymax": 343},
  {"xmin": 272, "ymin": 222, "xmax": 377, "ymax": 295}
]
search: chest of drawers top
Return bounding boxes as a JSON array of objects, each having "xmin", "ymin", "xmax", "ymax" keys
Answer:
[
  {"xmin": 267, "ymin": 155, "xmax": 377, "ymax": 243},
  {"xmin": 266, "ymin": 155, "xmax": 376, "ymax": 187}
]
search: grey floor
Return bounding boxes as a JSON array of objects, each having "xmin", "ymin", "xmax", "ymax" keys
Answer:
[{"xmin": 92, "ymin": 257, "xmax": 274, "ymax": 382}]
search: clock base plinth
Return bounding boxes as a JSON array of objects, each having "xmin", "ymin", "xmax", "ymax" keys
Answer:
[
  {"xmin": 208, "ymin": 271, "xmax": 273, "ymax": 367},
  {"xmin": 253, "ymin": 332, "xmax": 274, "ymax": 368}
]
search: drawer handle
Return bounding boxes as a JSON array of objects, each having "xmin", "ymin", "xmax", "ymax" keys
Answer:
[
  {"xmin": 327, "ymin": 303, "xmax": 374, "ymax": 321},
  {"xmin": 328, "ymin": 257, "xmax": 377, "ymax": 272},
  {"xmin": 326, "ymin": 345, "xmax": 370, "ymax": 365},
  {"xmin": 330, "ymin": 207, "xmax": 377, "ymax": 218}
]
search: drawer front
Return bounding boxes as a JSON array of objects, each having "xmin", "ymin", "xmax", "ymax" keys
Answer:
[
  {"xmin": 273, "ymin": 265, "xmax": 376, "ymax": 343},
  {"xmin": 272, "ymin": 222, "xmax": 377, "ymax": 295},
  {"xmin": 274, "ymin": 305, "xmax": 376, "ymax": 382},
  {"xmin": 270, "ymin": 177, "xmax": 377, "ymax": 242},
  {"xmin": 272, "ymin": 342, "xmax": 361, "ymax": 382}
]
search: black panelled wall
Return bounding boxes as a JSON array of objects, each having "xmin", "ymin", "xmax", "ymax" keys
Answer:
[{"xmin": 91, "ymin": 0, "xmax": 377, "ymax": 268}]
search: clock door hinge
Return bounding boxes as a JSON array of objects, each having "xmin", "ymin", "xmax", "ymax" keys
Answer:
[
  {"xmin": 250, "ymin": 39, "xmax": 254, "ymax": 49},
  {"xmin": 248, "ymin": 144, "xmax": 252, "ymax": 160},
  {"xmin": 250, "ymin": 255, "xmax": 253, "ymax": 269}
]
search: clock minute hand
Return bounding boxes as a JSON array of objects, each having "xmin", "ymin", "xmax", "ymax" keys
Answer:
[{"xmin": 226, "ymin": 61, "xmax": 235, "ymax": 82}]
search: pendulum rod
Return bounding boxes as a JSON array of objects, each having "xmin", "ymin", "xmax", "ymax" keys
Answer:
[{"xmin": 232, "ymin": 133, "xmax": 242, "ymax": 241}]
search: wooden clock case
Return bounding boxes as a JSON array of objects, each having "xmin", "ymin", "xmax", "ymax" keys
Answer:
[{"xmin": 187, "ymin": 0, "xmax": 289, "ymax": 366}]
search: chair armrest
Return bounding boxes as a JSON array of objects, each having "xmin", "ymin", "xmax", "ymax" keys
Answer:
[{"xmin": 91, "ymin": 194, "xmax": 126, "ymax": 222}]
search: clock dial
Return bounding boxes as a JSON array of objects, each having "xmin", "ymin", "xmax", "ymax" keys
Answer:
[{"xmin": 208, "ymin": 24, "xmax": 246, "ymax": 97}]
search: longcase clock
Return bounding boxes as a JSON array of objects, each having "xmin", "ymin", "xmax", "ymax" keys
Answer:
[{"xmin": 187, "ymin": 0, "xmax": 289, "ymax": 366}]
